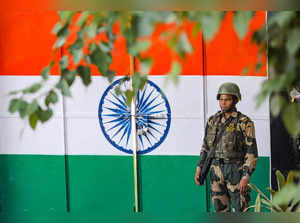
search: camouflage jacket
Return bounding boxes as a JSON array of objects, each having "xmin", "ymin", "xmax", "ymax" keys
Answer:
[{"xmin": 196, "ymin": 110, "xmax": 258, "ymax": 180}]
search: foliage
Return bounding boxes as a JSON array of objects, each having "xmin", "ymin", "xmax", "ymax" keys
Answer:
[
  {"xmin": 255, "ymin": 11, "xmax": 300, "ymax": 137},
  {"xmin": 246, "ymin": 170, "xmax": 300, "ymax": 212},
  {"xmin": 8, "ymin": 11, "xmax": 300, "ymax": 135}
]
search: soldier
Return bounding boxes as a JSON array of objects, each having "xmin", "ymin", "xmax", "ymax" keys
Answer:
[{"xmin": 194, "ymin": 82, "xmax": 258, "ymax": 212}]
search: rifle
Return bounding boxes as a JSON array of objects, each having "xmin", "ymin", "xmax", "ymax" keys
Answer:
[{"xmin": 198, "ymin": 116, "xmax": 233, "ymax": 185}]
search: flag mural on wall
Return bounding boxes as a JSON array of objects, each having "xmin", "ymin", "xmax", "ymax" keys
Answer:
[{"xmin": 0, "ymin": 10, "xmax": 269, "ymax": 219}]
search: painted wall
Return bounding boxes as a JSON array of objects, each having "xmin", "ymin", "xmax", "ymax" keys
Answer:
[{"xmin": 0, "ymin": 11, "xmax": 269, "ymax": 222}]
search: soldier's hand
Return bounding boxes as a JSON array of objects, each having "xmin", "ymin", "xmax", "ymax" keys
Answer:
[
  {"xmin": 239, "ymin": 177, "xmax": 249, "ymax": 195},
  {"xmin": 194, "ymin": 169, "xmax": 201, "ymax": 185}
]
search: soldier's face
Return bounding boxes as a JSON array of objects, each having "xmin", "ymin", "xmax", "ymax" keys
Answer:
[{"xmin": 219, "ymin": 94, "xmax": 233, "ymax": 111}]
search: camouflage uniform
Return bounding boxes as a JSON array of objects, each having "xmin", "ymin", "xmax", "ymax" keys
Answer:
[{"xmin": 197, "ymin": 109, "xmax": 258, "ymax": 212}]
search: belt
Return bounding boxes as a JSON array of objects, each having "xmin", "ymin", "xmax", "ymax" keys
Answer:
[{"xmin": 213, "ymin": 158, "xmax": 242, "ymax": 164}]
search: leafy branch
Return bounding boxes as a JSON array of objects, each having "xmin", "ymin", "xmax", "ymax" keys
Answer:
[{"xmin": 9, "ymin": 11, "xmax": 272, "ymax": 131}]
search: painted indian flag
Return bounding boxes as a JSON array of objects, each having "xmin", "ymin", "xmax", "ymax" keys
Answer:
[{"xmin": 0, "ymin": 11, "xmax": 270, "ymax": 219}]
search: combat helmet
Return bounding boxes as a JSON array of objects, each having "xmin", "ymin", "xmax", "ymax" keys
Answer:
[{"xmin": 217, "ymin": 82, "xmax": 241, "ymax": 101}]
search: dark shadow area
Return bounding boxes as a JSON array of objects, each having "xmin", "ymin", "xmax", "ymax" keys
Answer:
[{"xmin": 270, "ymin": 95, "xmax": 300, "ymax": 190}]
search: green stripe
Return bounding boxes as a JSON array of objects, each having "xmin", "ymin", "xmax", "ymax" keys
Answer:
[{"xmin": 0, "ymin": 155, "xmax": 270, "ymax": 222}]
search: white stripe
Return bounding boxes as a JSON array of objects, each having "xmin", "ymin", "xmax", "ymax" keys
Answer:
[
  {"xmin": 0, "ymin": 76, "xmax": 65, "ymax": 155},
  {"xmin": 0, "ymin": 75, "xmax": 270, "ymax": 156},
  {"xmin": 64, "ymin": 75, "xmax": 204, "ymax": 155}
]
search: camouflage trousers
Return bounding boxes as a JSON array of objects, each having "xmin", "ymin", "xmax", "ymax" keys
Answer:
[{"xmin": 209, "ymin": 160, "xmax": 250, "ymax": 212}]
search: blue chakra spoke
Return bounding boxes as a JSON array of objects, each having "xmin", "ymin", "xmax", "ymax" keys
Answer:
[
  {"xmin": 103, "ymin": 114, "xmax": 124, "ymax": 118},
  {"xmin": 141, "ymin": 101, "xmax": 164, "ymax": 114},
  {"xmin": 118, "ymin": 122, "xmax": 130, "ymax": 144},
  {"xmin": 148, "ymin": 119, "xmax": 167, "ymax": 128},
  {"xmin": 148, "ymin": 125, "xmax": 163, "ymax": 135},
  {"xmin": 147, "ymin": 130, "xmax": 158, "ymax": 140},
  {"xmin": 99, "ymin": 78, "xmax": 171, "ymax": 154},
  {"xmin": 107, "ymin": 119, "xmax": 129, "ymax": 132},
  {"xmin": 137, "ymin": 88, "xmax": 147, "ymax": 110},
  {"xmin": 125, "ymin": 123, "xmax": 132, "ymax": 148},
  {"xmin": 144, "ymin": 110, "xmax": 166, "ymax": 116},
  {"xmin": 136, "ymin": 90, "xmax": 141, "ymax": 106},
  {"xmin": 138, "ymin": 119, "xmax": 147, "ymax": 126},
  {"xmin": 121, "ymin": 93, "xmax": 127, "ymax": 104},
  {"xmin": 143, "ymin": 134, "xmax": 152, "ymax": 146},
  {"xmin": 139, "ymin": 95, "xmax": 160, "ymax": 113},
  {"xmin": 138, "ymin": 88, "xmax": 155, "ymax": 111},
  {"xmin": 104, "ymin": 107, "xmax": 127, "ymax": 115},
  {"xmin": 111, "ymin": 92, "xmax": 128, "ymax": 109},
  {"xmin": 138, "ymin": 135, "xmax": 144, "ymax": 148},
  {"xmin": 103, "ymin": 116, "xmax": 129, "ymax": 124},
  {"xmin": 111, "ymin": 121, "xmax": 129, "ymax": 140},
  {"xmin": 105, "ymin": 98, "xmax": 128, "ymax": 112}
]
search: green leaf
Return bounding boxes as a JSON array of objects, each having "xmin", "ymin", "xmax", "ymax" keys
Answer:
[
  {"xmin": 68, "ymin": 38, "xmax": 84, "ymax": 52},
  {"xmin": 256, "ymin": 77, "xmax": 287, "ymax": 108},
  {"xmin": 59, "ymin": 55, "xmax": 69, "ymax": 70},
  {"xmin": 61, "ymin": 69, "xmax": 76, "ymax": 86},
  {"xmin": 41, "ymin": 60, "xmax": 54, "ymax": 80},
  {"xmin": 248, "ymin": 183, "xmax": 272, "ymax": 203},
  {"xmin": 266, "ymin": 187, "xmax": 276, "ymax": 197},
  {"xmin": 233, "ymin": 11, "xmax": 253, "ymax": 39},
  {"xmin": 139, "ymin": 57, "xmax": 153, "ymax": 74},
  {"xmin": 54, "ymin": 23, "xmax": 70, "ymax": 48},
  {"xmin": 290, "ymin": 171, "xmax": 300, "ymax": 179},
  {"xmin": 86, "ymin": 22, "xmax": 98, "ymax": 39},
  {"xmin": 9, "ymin": 90, "xmax": 20, "ymax": 95},
  {"xmin": 166, "ymin": 62, "xmax": 182, "ymax": 85},
  {"xmin": 76, "ymin": 11, "xmax": 89, "ymax": 27},
  {"xmin": 252, "ymin": 28, "xmax": 266, "ymax": 45},
  {"xmin": 89, "ymin": 45, "xmax": 112, "ymax": 75},
  {"xmin": 287, "ymin": 28, "xmax": 300, "ymax": 56},
  {"xmin": 18, "ymin": 100, "xmax": 28, "ymax": 119},
  {"xmin": 29, "ymin": 113, "xmax": 39, "ymax": 130},
  {"xmin": 128, "ymin": 40, "xmax": 151, "ymax": 56},
  {"xmin": 178, "ymin": 32, "xmax": 193, "ymax": 54},
  {"xmin": 52, "ymin": 22, "xmax": 63, "ymax": 34},
  {"xmin": 276, "ymin": 170, "xmax": 286, "ymax": 191},
  {"xmin": 45, "ymin": 90, "xmax": 58, "ymax": 107},
  {"xmin": 72, "ymin": 49, "xmax": 83, "ymax": 65},
  {"xmin": 125, "ymin": 90, "xmax": 135, "ymax": 107},
  {"xmin": 115, "ymin": 86, "xmax": 122, "ymax": 96},
  {"xmin": 282, "ymin": 103, "xmax": 300, "ymax": 137},
  {"xmin": 254, "ymin": 194, "xmax": 261, "ymax": 212},
  {"xmin": 192, "ymin": 22, "xmax": 202, "ymax": 38},
  {"xmin": 297, "ymin": 205, "xmax": 300, "ymax": 212},
  {"xmin": 9, "ymin": 98, "xmax": 22, "ymax": 113},
  {"xmin": 22, "ymin": 83, "xmax": 42, "ymax": 94},
  {"xmin": 37, "ymin": 108, "xmax": 53, "ymax": 123},
  {"xmin": 58, "ymin": 11, "xmax": 75, "ymax": 23},
  {"xmin": 123, "ymin": 14, "xmax": 138, "ymax": 49},
  {"xmin": 272, "ymin": 183, "xmax": 298, "ymax": 207},
  {"xmin": 99, "ymin": 42, "xmax": 111, "ymax": 53},
  {"xmin": 286, "ymin": 171, "xmax": 294, "ymax": 185},
  {"xmin": 270, "ymin": 94, "xmax": 286, "ymax": 117},
  {"xmin": 241, "ymin": 66, "xmax": 249, "ymax": 74},
  {"xmin": 77, "ymin": 66, "xmax": 91, "ymax": 86},
  {"xmin": 255, "ymin": 63, "xmax": 263, "ymax": 73},
  {"xmin": 201, "ymin": 12, "xmax": 223, "ymax": 40},
  {"xmin": 56, "ymin": 79, "xmax": 71, "ymax": 97},
  {"xmin": 132, "ymin": 74, "xmax": 147, "ymax": 92},
  {"xmin": 106, "ymin": 70, "xmax": 115, "ymax": 83},
  {"xmin": 272, "ymin": 11, "xmax": 295, "ymax": 27},
  {"xmin": 168, "ymin": 34, "xmax": 178, "ymax": 49},
  {"xmin": 119, "ymin": 12, "xmax": 131, "ymax": 33},
  {"xmin": 260, "ymin": 199, "xmax": 281, "ymax": 212},
  {"xmin": 26, "ymin": 100, "xmax": 39, "ymax": 115}
]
